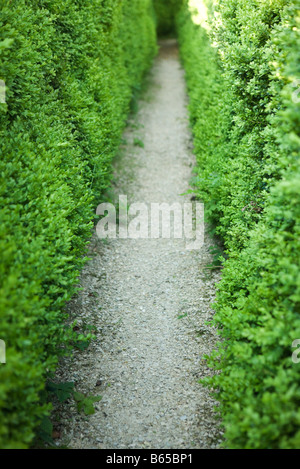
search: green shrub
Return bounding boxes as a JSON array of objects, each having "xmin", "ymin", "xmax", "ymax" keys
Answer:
[
  {"xmin": 153, "ymin": 0, "xmax": 184, "ymax": 36},
  {"xmin": 0, "ymin": 0, "xmax": 156, "ymax": 448},
  {"xmin": 178, "ymin": 0, "xmax": 300, "ymax": 448}
]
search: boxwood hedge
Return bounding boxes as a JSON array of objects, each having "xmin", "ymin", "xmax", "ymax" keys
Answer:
[
  {"xmin": 0, "ymin": 0, "xmax": 156, "ymax": 448},
  {"xmin": 178, "ymin": 0, "xmax": 300, "ymax": 448},
  {"xmin": 153, "ymin": 0, "xmax": 184, "ymax": 36}
]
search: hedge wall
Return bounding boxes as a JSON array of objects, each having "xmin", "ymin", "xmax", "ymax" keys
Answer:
[
  {"xmin": 0, "ymin": 0, "xmax": 156, "ymax": 449},
  {"xmin": 178, "ymin": 0, "xmax": 300, "ymax": 448},
  {"xmin": 153, "ymin": 0, "xmax": 184, "ymax": 36}
]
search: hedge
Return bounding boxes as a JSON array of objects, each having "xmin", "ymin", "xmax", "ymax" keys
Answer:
[
  {"xmin": 178, "ymin": 0, "xmax": 300, "ymax": 448},
  {"xmin": 0, "ymin": 0, "xmax": 156, "ymax": 449},
  {"xmin": 153, "ymin": 0, "xmax": 184, "ymax": 36}
]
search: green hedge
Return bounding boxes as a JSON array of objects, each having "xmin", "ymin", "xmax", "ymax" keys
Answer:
[
  {"xmin": 0, "ymin": 0, "xmax": 156, "ymax": 449},
  {"xmin": 178, "ymin": 0, "xmax": 300, "ymax": 448},
  {"xmin": 153, "ymin": 0, "xmax": 183, "ymax": 36}
]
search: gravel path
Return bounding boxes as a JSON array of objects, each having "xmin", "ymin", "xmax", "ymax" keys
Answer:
[{"xmin": 55, "ymin": 39, "xmax": 222, "ymax": 449}]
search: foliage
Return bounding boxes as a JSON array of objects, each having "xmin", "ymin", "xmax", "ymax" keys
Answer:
[
  {"xmin": 0, "ymin": 0, "xmax": 156, "ymax": 448},
  {"xmin": 46, "ymin": 381, "xmax": 101, "ymax": 416},
  {"xmin": 178, "ymin": 0, "xmax": 300, "ymax": 448},
  {"xmin": 36, "ymin": 381, "xmax": 101, "ymax": 445},
  {"xmin": 73, "ymin": 391, "xmax": 102, "ymax": 416},
  {"xmin": 153, "ymin": 0, "xmax": 184, "ymax": 35}
]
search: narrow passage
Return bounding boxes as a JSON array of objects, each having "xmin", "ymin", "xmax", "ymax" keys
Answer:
[{"xmin": 57, "ymin": 39, "xmax": 222, "ymax": 449}]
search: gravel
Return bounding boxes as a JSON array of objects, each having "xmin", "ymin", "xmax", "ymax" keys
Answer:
[{"xmin": 54, "ymin": 39, "xmax": 223, "ymax": 449}]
